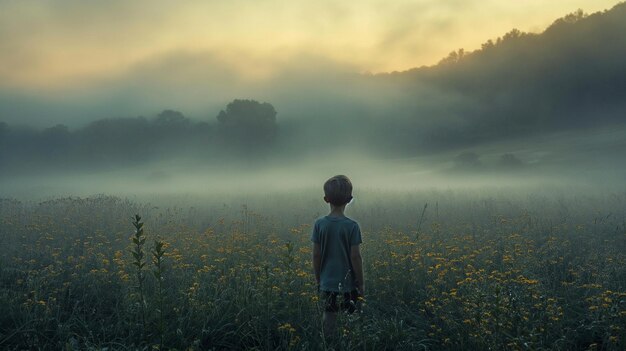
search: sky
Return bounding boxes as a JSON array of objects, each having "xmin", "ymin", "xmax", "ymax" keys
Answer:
[{"xmin": 0, "ymin": 0, "xmax": 620, "ymax": 91}]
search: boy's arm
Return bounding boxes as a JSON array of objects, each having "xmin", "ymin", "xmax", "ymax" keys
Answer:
[
  {"xmin": 312, "ymin": 242, "xmax": 322, "ymax": 288},
  {"xmin": 350, "ymin": 245, "xmax": 364, "ymax": 294}
]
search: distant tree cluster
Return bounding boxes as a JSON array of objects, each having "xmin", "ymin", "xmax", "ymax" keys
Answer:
[
  {"xmin": 216, "ymin": 99, "xmax": 277, "ymax": 150},
  {"xmin": 0, "ymin": 99, "xmax": 278, "ymax": 174}
]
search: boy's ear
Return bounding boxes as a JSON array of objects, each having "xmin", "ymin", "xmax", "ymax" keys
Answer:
[{"xmin": 323, "ymin": 196, "xmax": 330, "ymax": 203}]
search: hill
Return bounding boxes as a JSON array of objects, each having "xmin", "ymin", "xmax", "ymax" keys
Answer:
[{"xmin": 373, "ymin": 2, "xmax": 626, "ymax": 151}]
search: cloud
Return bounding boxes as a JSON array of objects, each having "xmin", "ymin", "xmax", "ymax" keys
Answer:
[
  {"xmin": 1, "ymin": 0, "xmax": 621, "ymax": 89},
  {"xmin": 0, "ymin": 47, "xmax": 372, "ymax": 126}
]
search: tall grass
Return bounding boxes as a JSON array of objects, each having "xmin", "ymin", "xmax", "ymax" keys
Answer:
[{"xmin": 0, "ymin": 190, "xmax": 624, "ymax": 350}]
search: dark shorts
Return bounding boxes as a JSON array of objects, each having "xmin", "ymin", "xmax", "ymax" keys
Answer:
[{"xmin": 322, "ymin": 290, "xmax": 360, "ymax": 313}]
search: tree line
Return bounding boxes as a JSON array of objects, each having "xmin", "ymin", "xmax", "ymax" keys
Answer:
[{"xmin": 0, "ymin": 100, "xmax": 278, "ymax": 174}]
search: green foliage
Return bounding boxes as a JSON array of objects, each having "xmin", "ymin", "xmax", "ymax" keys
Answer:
[
  {"xmin": 152, "ymin": 239, "xmax": 166, "ymax": 350},
  {"xmin": 131, "ymin": 214, "xmax": 148, "ymax": 336},
  {"xmin": 131, "ymin": 215, "xmax": 169, "ymax": 349}
]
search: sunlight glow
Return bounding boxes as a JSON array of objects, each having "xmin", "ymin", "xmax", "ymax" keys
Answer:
[{"xmin": 0, "ymin": 0, "xmax": 620, "ymax": 89}]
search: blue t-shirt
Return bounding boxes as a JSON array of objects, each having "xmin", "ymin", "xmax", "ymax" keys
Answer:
[{"xmin": 311, "ymin": 215, "xmax": 362, "ymax": 292}]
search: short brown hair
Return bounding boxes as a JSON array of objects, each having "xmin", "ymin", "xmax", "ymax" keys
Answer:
[{"xmin": 324, "ymin": 175, "xmax": 353, "ymax": 206}]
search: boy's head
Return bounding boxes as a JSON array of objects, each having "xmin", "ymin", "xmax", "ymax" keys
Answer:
[{"xmin": 323, "ymin": 175, "xmax": 353, "ymax": 206}]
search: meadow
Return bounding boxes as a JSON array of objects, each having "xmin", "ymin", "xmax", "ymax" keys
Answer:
[{"xmin": 0, "ymin": 188, "xmax": 624, "ymax": 350}]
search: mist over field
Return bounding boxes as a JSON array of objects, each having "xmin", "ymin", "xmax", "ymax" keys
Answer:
[{"xmin": 2, "ymin": 3, "xmax": 626, "ymax": 198}]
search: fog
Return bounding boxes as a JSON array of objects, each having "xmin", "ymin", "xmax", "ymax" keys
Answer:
[
  {"xmin": 1, "ymin": 4, "xmax": 626, "ymax": 199},
  {"xmin": 2, "ymin": 126, "xmax": 624, "ymax": 201}
]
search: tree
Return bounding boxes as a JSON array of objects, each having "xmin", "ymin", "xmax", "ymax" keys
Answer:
[
  {"xmin": 552, "ymin": 9, "xmax": 587, "ymax": 27},
  {"xmin": 216, "ymin": 99, "xmax": 277, "ymax": 148},
  {"xmin": 151, "ymin": 110, "xmax": 191, "ymax": 144},
  {"xmin": 41, "ymin": 124, "xmax": 70, "ymax": 141},
  {"xmin": 502, "ymin": 28, "xmax": 524, "ymax": 42},
  {"xmin": 439, "ymin": 48, "xmax": 466, "ymax": 65},
  {"xmin": 153, "ymin": 110, "xmax": 189, "ymax": 128},
  {"xmin": 481, "ymin": 39, "xmax": 495, "ymax": 51},
  {"xmin": 78, "ymin": 117, "xmax": 151, "ymax": 164}
]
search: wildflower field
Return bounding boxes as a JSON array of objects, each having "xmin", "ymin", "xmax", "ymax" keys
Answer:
[{"xmin": 0, "ymin": 189, "xmax": 624, "ymax": 350}]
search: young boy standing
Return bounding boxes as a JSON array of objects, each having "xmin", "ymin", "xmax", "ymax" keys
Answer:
[{"xmin": 311, "ymin": 175, "xmax": 364, "ymax": 336}]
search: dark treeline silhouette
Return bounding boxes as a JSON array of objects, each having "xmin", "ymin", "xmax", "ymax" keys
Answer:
[{"xmin": 0, "ymin": 100, "xmax": 277, "ymax": 174}]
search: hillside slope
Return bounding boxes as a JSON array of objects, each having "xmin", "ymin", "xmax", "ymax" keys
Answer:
[{"xmin": 375, "ymin": 2, "xmax": 626, "ymax": 151}]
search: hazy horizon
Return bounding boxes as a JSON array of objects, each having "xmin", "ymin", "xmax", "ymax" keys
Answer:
[{"xmin": 1, "ymin": 1, "xmax": 626, "ymax": 199}]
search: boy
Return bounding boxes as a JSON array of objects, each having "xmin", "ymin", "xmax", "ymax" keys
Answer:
[{"xmin": 311, "ymin": 175, "xmax": 364, "ymax": 336}]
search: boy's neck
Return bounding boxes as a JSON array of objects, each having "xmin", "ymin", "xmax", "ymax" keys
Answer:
[{"xmin": 328, "ymin": 204, "xmax": 346, "ymax": 217}]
